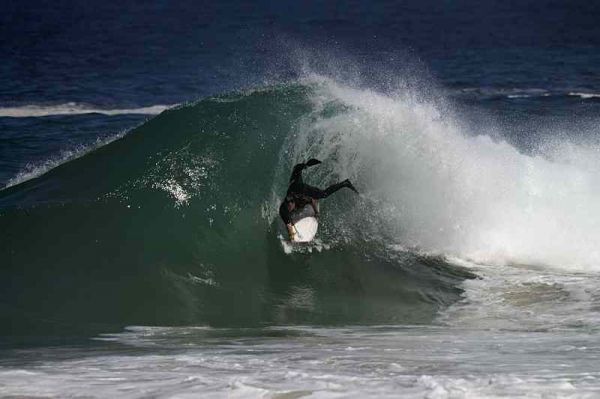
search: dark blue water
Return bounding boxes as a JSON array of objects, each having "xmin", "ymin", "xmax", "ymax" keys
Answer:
[{"xmin": 1, "ymin": 0, "xmax": 599, "ymax": 186}]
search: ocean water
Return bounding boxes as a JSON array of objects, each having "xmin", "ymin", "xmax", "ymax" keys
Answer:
[{"xmin": 2, "ymin": 1, "xmax": 600, "ymax": 397}]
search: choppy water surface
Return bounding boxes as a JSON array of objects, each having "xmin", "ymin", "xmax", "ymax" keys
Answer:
[{"xmin": 2, "ymin": 323, "xmax": 600, "ymax": 398}]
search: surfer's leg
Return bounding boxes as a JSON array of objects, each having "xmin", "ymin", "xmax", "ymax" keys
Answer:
[
  {"xmin": 300, "ymin": 184, "xmax": 328, "ymax": 199},
  {"xmin": 343, "ymin": 179, "xmax": 359, "ymax": 194},
  {"xmin": 321, "ymin": 182, "xmax": 348, "ymax": 197},
  {"xmin": 302, "ymin": 180, "xmax": 358, "ymax": 199}
]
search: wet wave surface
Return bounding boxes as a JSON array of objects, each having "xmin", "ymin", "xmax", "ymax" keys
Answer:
[
  {"xmin": 1, "ymin": 325, "xmax": 599, "ymax": 398},
  {"xmin": 0, "ymin": 81, "xmax": 475, "ymax": 340}
]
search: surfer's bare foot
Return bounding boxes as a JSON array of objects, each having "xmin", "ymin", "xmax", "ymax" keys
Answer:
[{"xmin": 344, "ymin": 179, "xmax": 359, "ymax": 194}]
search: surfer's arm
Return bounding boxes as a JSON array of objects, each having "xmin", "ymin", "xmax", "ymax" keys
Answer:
[
  {"xmin": 286, "ymin": 223, "xmax": 296, "ymax": 241},
  {"xmin": 279, "ymin": 202, "xmax": 296, "ymax": 240}
]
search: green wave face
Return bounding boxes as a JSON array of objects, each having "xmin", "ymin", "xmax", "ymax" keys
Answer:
[{"xmin": 0, "ymin": 83, "xmax": 469, "ymax": 338}]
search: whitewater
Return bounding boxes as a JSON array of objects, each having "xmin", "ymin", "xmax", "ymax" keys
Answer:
[
  {"xmin": 2, "ymin": 75, "xmax": 600, "ymax": 398},
  {"xmin": 0, "ymin": 103, "xmax": 174, "ymax": 118}
]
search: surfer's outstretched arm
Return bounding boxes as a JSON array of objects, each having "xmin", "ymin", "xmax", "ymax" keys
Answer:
[{"xmin": 288, "ymin": 159, "xmax": 322, "ymax": 183}]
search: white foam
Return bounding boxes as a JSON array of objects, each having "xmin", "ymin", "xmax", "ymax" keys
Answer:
[
  {"xmin": 153, "ymin": 178, "xmax": 191, "ymax": 206},
  {"xmin": 439, "ymin": 260, "xmax": 600, "ymax": 331},
  {"xmin": 454, "ymin": 88, "xmax": 600, "ymax": 100},
  {"xmin": 2, "ymin": 325, "xmax": 599, "ymax": 398},
  {"xmin": 0, "ymin": 102, "xmax": 174, "ymax": 118},
  {"xmin": 456, "ymin": 87, "xmax": 551, "ymax": 99},
  {"xmin": 568, "ymin": 92, "xmax": 600, "ymax": 99},
  {"xmin": 144, "ymin": 153, "xmax": 217, "ymax": 208},
  {"xmin": 293, "ymin": 76, "xmax": 600, "ymax": 271},
  {"xmin": 506, "ymin": 92, "xmax": 551, "ymax": 98}
]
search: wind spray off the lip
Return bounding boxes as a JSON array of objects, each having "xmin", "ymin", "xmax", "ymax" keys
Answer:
[{"xmin": 290, "ymin": 76, "xmax": 600, "ymax": 271}]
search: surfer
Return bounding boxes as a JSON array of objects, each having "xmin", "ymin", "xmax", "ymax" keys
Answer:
[{"xmin": 279, "ymin": 159, "xmax": 359, "ymax": 241}]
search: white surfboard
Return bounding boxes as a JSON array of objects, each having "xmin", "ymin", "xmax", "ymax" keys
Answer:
[
  {"xmin": 293, "ymin": 216, "xmax": 318, "ymax": 242},
  {"xmin": 290, "ymin": 205, "xmax": 319, "ymax": 243}
]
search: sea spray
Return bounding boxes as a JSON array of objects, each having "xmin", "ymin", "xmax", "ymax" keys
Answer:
[{"xmin": 286, "ymin": 76, "xmax": 600, "ymax": 271}]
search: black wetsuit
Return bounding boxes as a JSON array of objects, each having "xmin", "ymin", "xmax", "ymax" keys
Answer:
[{"xmin": 279, "ymin": 162, "xmax": 353, "ymax": 225}]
